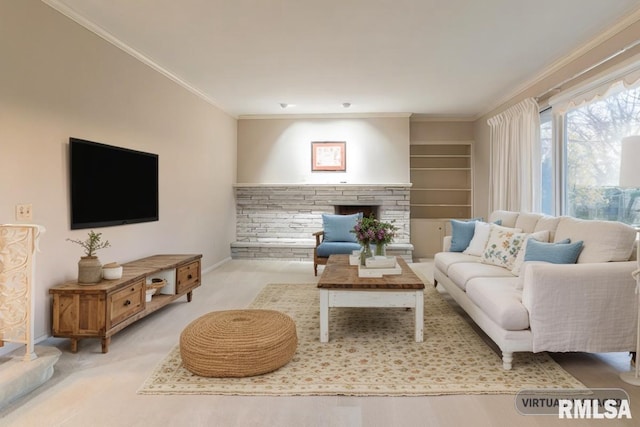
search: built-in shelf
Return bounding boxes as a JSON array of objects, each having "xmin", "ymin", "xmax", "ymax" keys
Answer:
[
  {"xmin": 409, "ymin": 142, "xmax": 474, "ymax": 258},
  {"xmin": 410, "ymin": 142, "xmax": 473, "ymax": 220}
]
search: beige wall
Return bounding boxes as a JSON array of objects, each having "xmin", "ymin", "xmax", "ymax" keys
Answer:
[
  {"xmin": 410, "ymin": 120, "xmax": 474, "ymax": 143},
  {"xmin": 0, "ymin": 0, "xmax": 237, "ymax": 353},
  {"xmin": 473, "ymin": 20, "xmax": 640, "ymax": 219},
  {"xmin": 237, "ymin": 116, "xmax": 410, "ymax": 184}
]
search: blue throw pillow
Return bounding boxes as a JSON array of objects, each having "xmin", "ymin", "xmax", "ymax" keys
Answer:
[
  {"xmin": 449, "ymin": 218, "xmax": 481, "ymax": 252},
  {"xmin": 524, "ymin": 238, "xmax": 583, "ymax": 264},
  {"xmin": 322, "ymin": 213, "xmax": 362, "ymax": 242}
]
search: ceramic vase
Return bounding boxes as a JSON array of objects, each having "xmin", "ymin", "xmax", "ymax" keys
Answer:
[{"xmin": 78, "ymin": 256, "xmax": 102, "ymax": 284}]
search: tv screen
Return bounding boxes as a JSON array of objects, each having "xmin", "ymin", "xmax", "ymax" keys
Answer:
[{"xmin": 70, "ymin": 138, "xmax": 159, "ymax": 229}]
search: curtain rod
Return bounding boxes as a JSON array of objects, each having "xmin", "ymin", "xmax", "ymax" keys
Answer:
[{"xmin": 535, "ymin": 38, "xmax": 640, "ymax": 102}]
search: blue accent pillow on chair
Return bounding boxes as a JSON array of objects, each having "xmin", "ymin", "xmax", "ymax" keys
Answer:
[
  {"xmin": 524, "ymin": 238, "xmax": 583, "ymax": 264},
  {"xmin": 322, "ymin": 213, "xmax": 362, "ymax": 242}
]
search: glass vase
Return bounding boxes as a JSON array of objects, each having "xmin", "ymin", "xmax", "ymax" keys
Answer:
[
  {"xmin": 360, "ymin": 242, "xmax": 372, "ymax": 266},
  {"xmin": 375, "ymin": 242, "xmax": 386, "ymax": 256}
]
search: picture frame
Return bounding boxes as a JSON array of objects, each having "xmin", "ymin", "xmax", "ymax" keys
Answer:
[{"xmin": 311, "ymin": 141, "xmax": 346, "ymax": 172}]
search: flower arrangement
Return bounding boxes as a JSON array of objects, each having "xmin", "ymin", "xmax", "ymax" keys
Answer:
[{"xmin": 352, "ymin": 215, "xmax": 397, "ymax": 255}]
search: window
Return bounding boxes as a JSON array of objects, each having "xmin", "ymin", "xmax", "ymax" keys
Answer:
[
  {"xmin": 539, "ymin": 109, "xmax": 553, "ymax": 215},
  {"xmin": 562, "ymin": 86, "xmax": 640, "ymax": 224}
]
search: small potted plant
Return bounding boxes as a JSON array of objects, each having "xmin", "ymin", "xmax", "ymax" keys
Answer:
[{"xmin": 67, "ymin": 230, "xmax": 111, "ymax": 284}]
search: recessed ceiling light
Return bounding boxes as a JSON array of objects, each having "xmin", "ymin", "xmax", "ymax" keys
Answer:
[
  {"xmin": 342, "ymin": 102, "xmax": 351, "ymax": 108},
  {"xmin": 280, "ymin": 103, "xmax": 294, "ymax": 109}
]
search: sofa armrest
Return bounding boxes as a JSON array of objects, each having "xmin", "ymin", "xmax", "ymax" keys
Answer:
[{"xmin": 521, "ymin": 261, "xmax": 638, "ymax": 352}]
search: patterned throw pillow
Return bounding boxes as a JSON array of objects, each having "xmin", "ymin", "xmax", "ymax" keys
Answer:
[
  {"xmin": 480, "ymin": 224, "xmax": 525, "ymax": 269},
  {"xmin": 510, "ymin": 230, "xmax": 550, "ymax": 276}
]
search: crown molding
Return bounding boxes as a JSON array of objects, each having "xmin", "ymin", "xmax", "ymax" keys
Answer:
[
  {"xmin": 42, "ymin": 0, "xmax": 235, "ymax": 118},
  {"xmin": 476, "ymin": 5, "xmax": 640, "ymax": 120},
  {"xmin": 238, "ymin": 112, "xmax": 412, "ymax": 120},
  {"xmin": 410, "ymin": 115, "xmax": 476, "ymax": 122}
]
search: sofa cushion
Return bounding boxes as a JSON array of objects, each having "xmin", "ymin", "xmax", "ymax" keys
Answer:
[
  {"xmin": 434, "ymin": 252, "xmax": 478, "ymax": 275},
  {"xmin": 466, "ymin": 277, "xmax": 530, "ymax": 331},
  {"xmin": 534, "ymin": 215, "xmax": 561, "ymax": 241},
  {"xmin": 514, "ymin": 212, "xmax": 543, "ymax": 233},
  {"xmin": 524, "ymin": 238, "xmax": 582, "ymax": 264},
  {"xmin": 510, "ymin": 230, "xmax": 550, "ymax": 276},
  {"xmin": 322, "ymin": 213, "xmax": 361, "ymax": 242},
  {"xmin": 488, "ymin": 210, "xmax": 519, "ymax": 228},
  {"xmin": 447, "ymin": 262, "xmax": 515, "ymax": 291},
  {"xmin": 480, "ymin": 225, "xmax": 524, "ymax": 269},
  {"xmin": 316, "ymin": 241, "xmax": 362, "ymax": 257},
  {"xmin": 449, "ymin": 219, "xmax": 480, "ymax": 252},
  {"xmin": 553, "ymin": 217, "xmax": 636, "ymax": 263}
]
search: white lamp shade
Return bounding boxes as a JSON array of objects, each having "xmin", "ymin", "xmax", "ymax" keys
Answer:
[{"xmin": 620, "ymin": 136, "xmax": 640, "ymax": 188}]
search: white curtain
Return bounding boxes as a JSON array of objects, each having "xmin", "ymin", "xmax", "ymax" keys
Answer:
[{"xmin": 487, "ymin": 97, "xmax": 540, "ymax": 212}]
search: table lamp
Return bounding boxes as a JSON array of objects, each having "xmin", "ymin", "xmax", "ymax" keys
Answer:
[{"xmin": 619, "ymin": 135, "xmax": 640, "ymax": 386}]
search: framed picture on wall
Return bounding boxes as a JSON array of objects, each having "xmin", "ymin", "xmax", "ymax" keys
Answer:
[{"xmin": 311, "ymin": 141, "xmax": 346, "ymax": 172}]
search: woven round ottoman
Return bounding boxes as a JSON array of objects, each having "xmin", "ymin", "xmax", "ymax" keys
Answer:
[{"xmin": 180, "ymin": 309, "xmax": 298, "ymax": 377}]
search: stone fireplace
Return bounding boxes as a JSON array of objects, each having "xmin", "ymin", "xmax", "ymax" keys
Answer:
[
  {"xmin": 333, "ymin": 204, "xmax": 379, "ymax": 218},
  {"xmin": 231, "ymin": 184, "xmax": 413, "ymax": 260}
]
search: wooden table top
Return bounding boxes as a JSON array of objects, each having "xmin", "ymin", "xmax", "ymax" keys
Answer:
[
  {"xmin": 317, "ymin": 255, "xmax": 425, "ymax": 290},
  {"xmin": 49, "ymin": 254, "xmax": 201, "ymax": 292}
]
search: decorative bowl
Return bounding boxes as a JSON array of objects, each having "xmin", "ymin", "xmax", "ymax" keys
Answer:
[{"xmin": 102, "ymin": 265, "xmax": 123, "ymax": 280}]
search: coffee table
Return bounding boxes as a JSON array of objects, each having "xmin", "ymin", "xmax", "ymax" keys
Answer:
[{"xmin": 317, "ymin": 254, "xmax": 425, "ymax": 343}]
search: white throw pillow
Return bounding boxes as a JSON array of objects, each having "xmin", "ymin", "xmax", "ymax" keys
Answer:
[
  {"xmin": 480, "ymin": 224, "xmax": 524, "ymax": 269},
  {"xmin": 463, "ymin": 221, "xmax": 492, "ymax": 256},
  {"xmin": 510, "ymin": 230, "xmax": 550, "ymax": 276}
]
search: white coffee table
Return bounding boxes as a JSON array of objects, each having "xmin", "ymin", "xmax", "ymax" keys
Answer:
[{"xmin": 317, "ymin": 255, "xmax": 425, "ymax": 343}]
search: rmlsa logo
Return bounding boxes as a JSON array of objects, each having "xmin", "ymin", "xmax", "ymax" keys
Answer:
[{"xmin": 558, "ymin": 399, "xmax": 631, "ymax": 419}]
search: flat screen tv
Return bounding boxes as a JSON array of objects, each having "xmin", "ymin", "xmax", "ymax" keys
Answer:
[{"xmin": 69, "ymin": 137, "xmax": 159, "ymax": 229}]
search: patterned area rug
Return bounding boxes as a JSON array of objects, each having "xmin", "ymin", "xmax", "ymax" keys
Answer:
[{"xmin": 138, "ymin": 283, "xmax": 585, "ymax": 396}]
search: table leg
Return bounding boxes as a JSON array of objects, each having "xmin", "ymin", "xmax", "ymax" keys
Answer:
[
  {"xmin": 70, "ymin": 338, "xmax": 78, "ymax": 353},
  {"xmin": 320, "ymin": 289, "xmax": 329, "ymax": 343},
  {"xmin": 415, "ymin": 290, "xmax": 424, "ymax": 342},
  {"xmin": 101, "ymin": 337, "xmax": 110, "ymax": 353}
]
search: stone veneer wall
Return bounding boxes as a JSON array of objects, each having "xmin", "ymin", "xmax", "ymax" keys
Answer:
[{"xmin": 231, "ymin": 184, "xmax": 413, "ymax": 261}]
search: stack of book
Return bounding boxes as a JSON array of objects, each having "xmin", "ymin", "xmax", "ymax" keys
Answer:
[{"xmin": 358, "ymin": 256, "xmax": 401, "ymax": 277}]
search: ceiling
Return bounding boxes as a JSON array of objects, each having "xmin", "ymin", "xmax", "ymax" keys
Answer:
[{"xmin": 47, "ymin": 0, "xmax": 640, "ymax": 118}]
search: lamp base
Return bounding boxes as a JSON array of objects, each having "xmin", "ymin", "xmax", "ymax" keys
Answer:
[{"xmin": 620, "ymin": 370, "xmax": 640, "ymax": 386}]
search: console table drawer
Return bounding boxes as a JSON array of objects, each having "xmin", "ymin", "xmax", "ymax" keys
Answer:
[
  {"xmin": 177, "ymin": 261, "xmax": 200, "ymax": 293},
  {"xmin": 108, "ymin": 280, "xmax": 144, "ymax": 327}
]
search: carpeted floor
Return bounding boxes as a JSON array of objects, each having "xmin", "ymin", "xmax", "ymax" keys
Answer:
[{"xmin": 138, "ymin": 283, "xmax": 585, "ymax": 396}]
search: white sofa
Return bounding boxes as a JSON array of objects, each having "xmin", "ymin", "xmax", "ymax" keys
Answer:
[{"xmin": 434, "ymin": 210, "xmax": 639, "ymax": 370}]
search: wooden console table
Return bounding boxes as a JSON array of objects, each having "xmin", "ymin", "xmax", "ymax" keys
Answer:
[{"xmin": 49, "ymin": 254, "xmax": 202, "ymax": 353}]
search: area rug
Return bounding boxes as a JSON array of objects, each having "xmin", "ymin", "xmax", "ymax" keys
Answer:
[{"xmin": 138, "ymin": 283, "xmax": 585, "ymax": 396}]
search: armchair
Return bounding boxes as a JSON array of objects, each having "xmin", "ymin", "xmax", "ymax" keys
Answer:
[{"xmin": 313, "ymin": 213, "xmax": 363, "ymax": 276}]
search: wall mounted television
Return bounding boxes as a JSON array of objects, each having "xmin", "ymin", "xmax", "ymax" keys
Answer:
[{"xmin": 69, "ymin": 137, "xmax": 159, "ymax": 230}]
